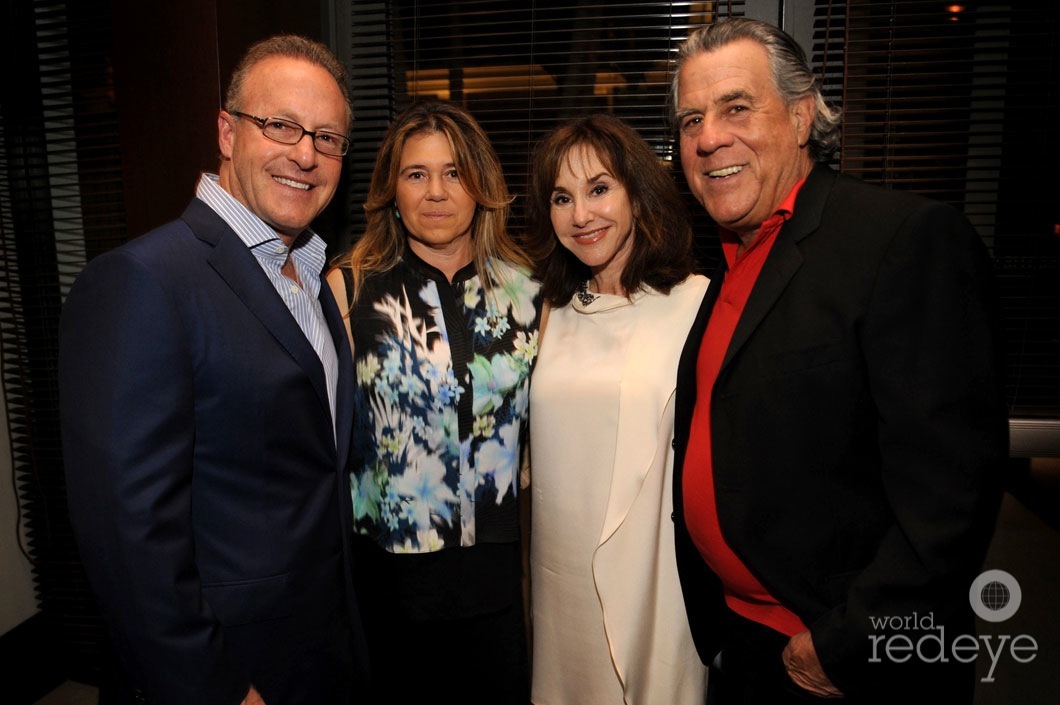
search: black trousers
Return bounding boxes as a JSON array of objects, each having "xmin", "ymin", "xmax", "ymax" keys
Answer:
[
  {"xmin": 708, "ymin": 611, "xmax": 831, "ymax": 705},
  {"xmin": 361, "ymin": 599, "xmax": 529, "ymax": 705},
  {"xmin": 708, "ymin": 609, "xmax": 977, "ymax": 705},
  {"xmin": 353, "ymin": 538, "xmax": 529, "ymax": 705}
]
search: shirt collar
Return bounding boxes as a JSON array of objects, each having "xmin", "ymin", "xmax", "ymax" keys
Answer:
[
  {"xmin": 720, "ymin": 176, "xmax": 807, "ymax": 265},
  {"xmin": 403, "ymin": 244, "xmax": 478, "ymax": 284},
  {"xmin": 195, "ymin": 172, "xmax": 327, "ymax": 274}
]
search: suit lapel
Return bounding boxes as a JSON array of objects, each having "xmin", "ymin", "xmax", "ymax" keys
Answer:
[
  {"xmin": 719, "ymin": 165, "xmax": 833, "ymax": 373},
  {"xmin": 720, "ymin": 232, "xmax": 803, "ymax": 372},
  {"xmin": 182, "ymin": 201, "xmax": 330, "ymax": 416},
  {"xmin": 676, "ymin": 262, "xmax": 724, "ymax": 407},
  {"xmin": 320, "ymin": 275, "xmax": 353, "ymax": 468},
  {"xmin": 672, "ymin": 262, "xmax": 724, "ymax": 516}
]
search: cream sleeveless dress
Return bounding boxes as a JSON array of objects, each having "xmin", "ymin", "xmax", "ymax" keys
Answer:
[{"xmin": 529, "ymin": 275, "xmax": 709, "ymax": 705}]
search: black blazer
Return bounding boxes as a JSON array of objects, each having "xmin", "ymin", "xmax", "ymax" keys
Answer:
[
  {"xmin": 672, "ymin": 165, "xmax": 1008, "ymax": 698},
  {"xmin": 60, "ymin": 199, "xmax": 367, "ymax": 705}
]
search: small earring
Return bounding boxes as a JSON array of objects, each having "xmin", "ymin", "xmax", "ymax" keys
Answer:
[{"xmin": 394, "ymin": 209, "xmax": 401, "ymax": 220}]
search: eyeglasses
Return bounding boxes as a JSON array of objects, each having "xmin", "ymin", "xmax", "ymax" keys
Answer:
[{"xmin": 229, "ymin": 111, "xmax": 350, "ymax": 157}]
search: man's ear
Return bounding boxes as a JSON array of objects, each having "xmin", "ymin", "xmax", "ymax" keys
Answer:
[
  {"xmin": 791, "ymin": 95, "xmax": 815, "ymax": 147},
  {"xmin": 218, "ymin": 110, "xmax": 235, "ymax": 159}
]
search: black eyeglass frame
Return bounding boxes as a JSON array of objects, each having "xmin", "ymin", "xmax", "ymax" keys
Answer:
[{"xmin": 228, "ymin": 110, "xmax": 350, "ymax": 157}]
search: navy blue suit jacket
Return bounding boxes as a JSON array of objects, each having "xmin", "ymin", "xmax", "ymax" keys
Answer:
[
  {"xmin": 60, "ymin": 199, "xmax": 367, "ymax": 705},
  {"xmin": 672, "ymin": 165, "xmax": 1008, "ymax": 700}
]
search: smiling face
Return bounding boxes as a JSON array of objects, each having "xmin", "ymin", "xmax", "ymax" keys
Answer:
[
  {"xmin": 394, "ymin": 130, "xmax": 477, "ymax": 267},
  {"xmin": 550, "ymin": 144, "xmax": 635, "ymax": 294},
  {"xmin": 217, "ymin": 56, "xmax": 347, "ymax": 245},
  {"xmin": 676, "ymin": 39, "xmax": 814, "ymax": 239}
]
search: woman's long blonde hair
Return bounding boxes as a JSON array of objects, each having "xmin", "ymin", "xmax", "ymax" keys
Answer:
[{"xmin": 335, "ymin": 100, "xmax": 530, "ymax": 307}]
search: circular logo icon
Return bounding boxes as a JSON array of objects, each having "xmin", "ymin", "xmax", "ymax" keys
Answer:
[{"xmin": 969, "ymin": 569, "xmax": 1021, "ymax": 623}]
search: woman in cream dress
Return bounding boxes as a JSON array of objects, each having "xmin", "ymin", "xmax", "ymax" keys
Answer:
[{"xmin": 525, "ymin": 114, "xmax": 708, "ymax": 704}]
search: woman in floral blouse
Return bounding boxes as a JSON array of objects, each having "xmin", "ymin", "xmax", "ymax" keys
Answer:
[{"xmin": 327, "ymin": 100, "xmax": 541, "ymax": 705}]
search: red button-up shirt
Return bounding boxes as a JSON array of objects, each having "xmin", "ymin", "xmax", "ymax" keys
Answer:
[{"xmin": 683, "ymin": 179, "xmax": 808, "ymax": 637}]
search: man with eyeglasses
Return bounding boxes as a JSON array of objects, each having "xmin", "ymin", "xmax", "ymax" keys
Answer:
[{"xmin": 59, "ymin": 35, "xmax": 367, "ymax": 705}]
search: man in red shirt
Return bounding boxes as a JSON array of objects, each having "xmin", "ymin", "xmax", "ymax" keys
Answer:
[{"xmin": 670, "ymin": 18, "xmax": 1007, "ymax": 704}]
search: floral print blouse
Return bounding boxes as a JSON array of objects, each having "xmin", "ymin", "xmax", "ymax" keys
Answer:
[{"xmin": 349, "ymin": 251, "xmax": 542, "ymax": 554}]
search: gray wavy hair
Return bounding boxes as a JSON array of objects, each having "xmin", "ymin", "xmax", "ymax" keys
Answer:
[{"xmin": 672, "ymin": 17, "xmax": 841, "ymax": 163}]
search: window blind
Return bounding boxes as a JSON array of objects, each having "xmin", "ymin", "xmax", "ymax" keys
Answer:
[
  {"xmin": 345, "ymin": 0, "xmax": 745, "ymax": 264},
  {"xmin": 0, "ymin": 0, "xmax": 126, "ymax": 684},
  {"xmin": 812, "ymin": 0, "xmax": 1060, "ymax": 430}
]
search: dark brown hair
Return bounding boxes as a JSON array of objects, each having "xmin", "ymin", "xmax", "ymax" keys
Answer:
[{"xmin": 525, "ymin": 113, "xmax": 696, "ymax": 306}]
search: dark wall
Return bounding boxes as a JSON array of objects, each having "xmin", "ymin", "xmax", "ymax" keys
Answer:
[{"xmin": 109, "ymin": 0, "xmax": 326, "ymax": 238}]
